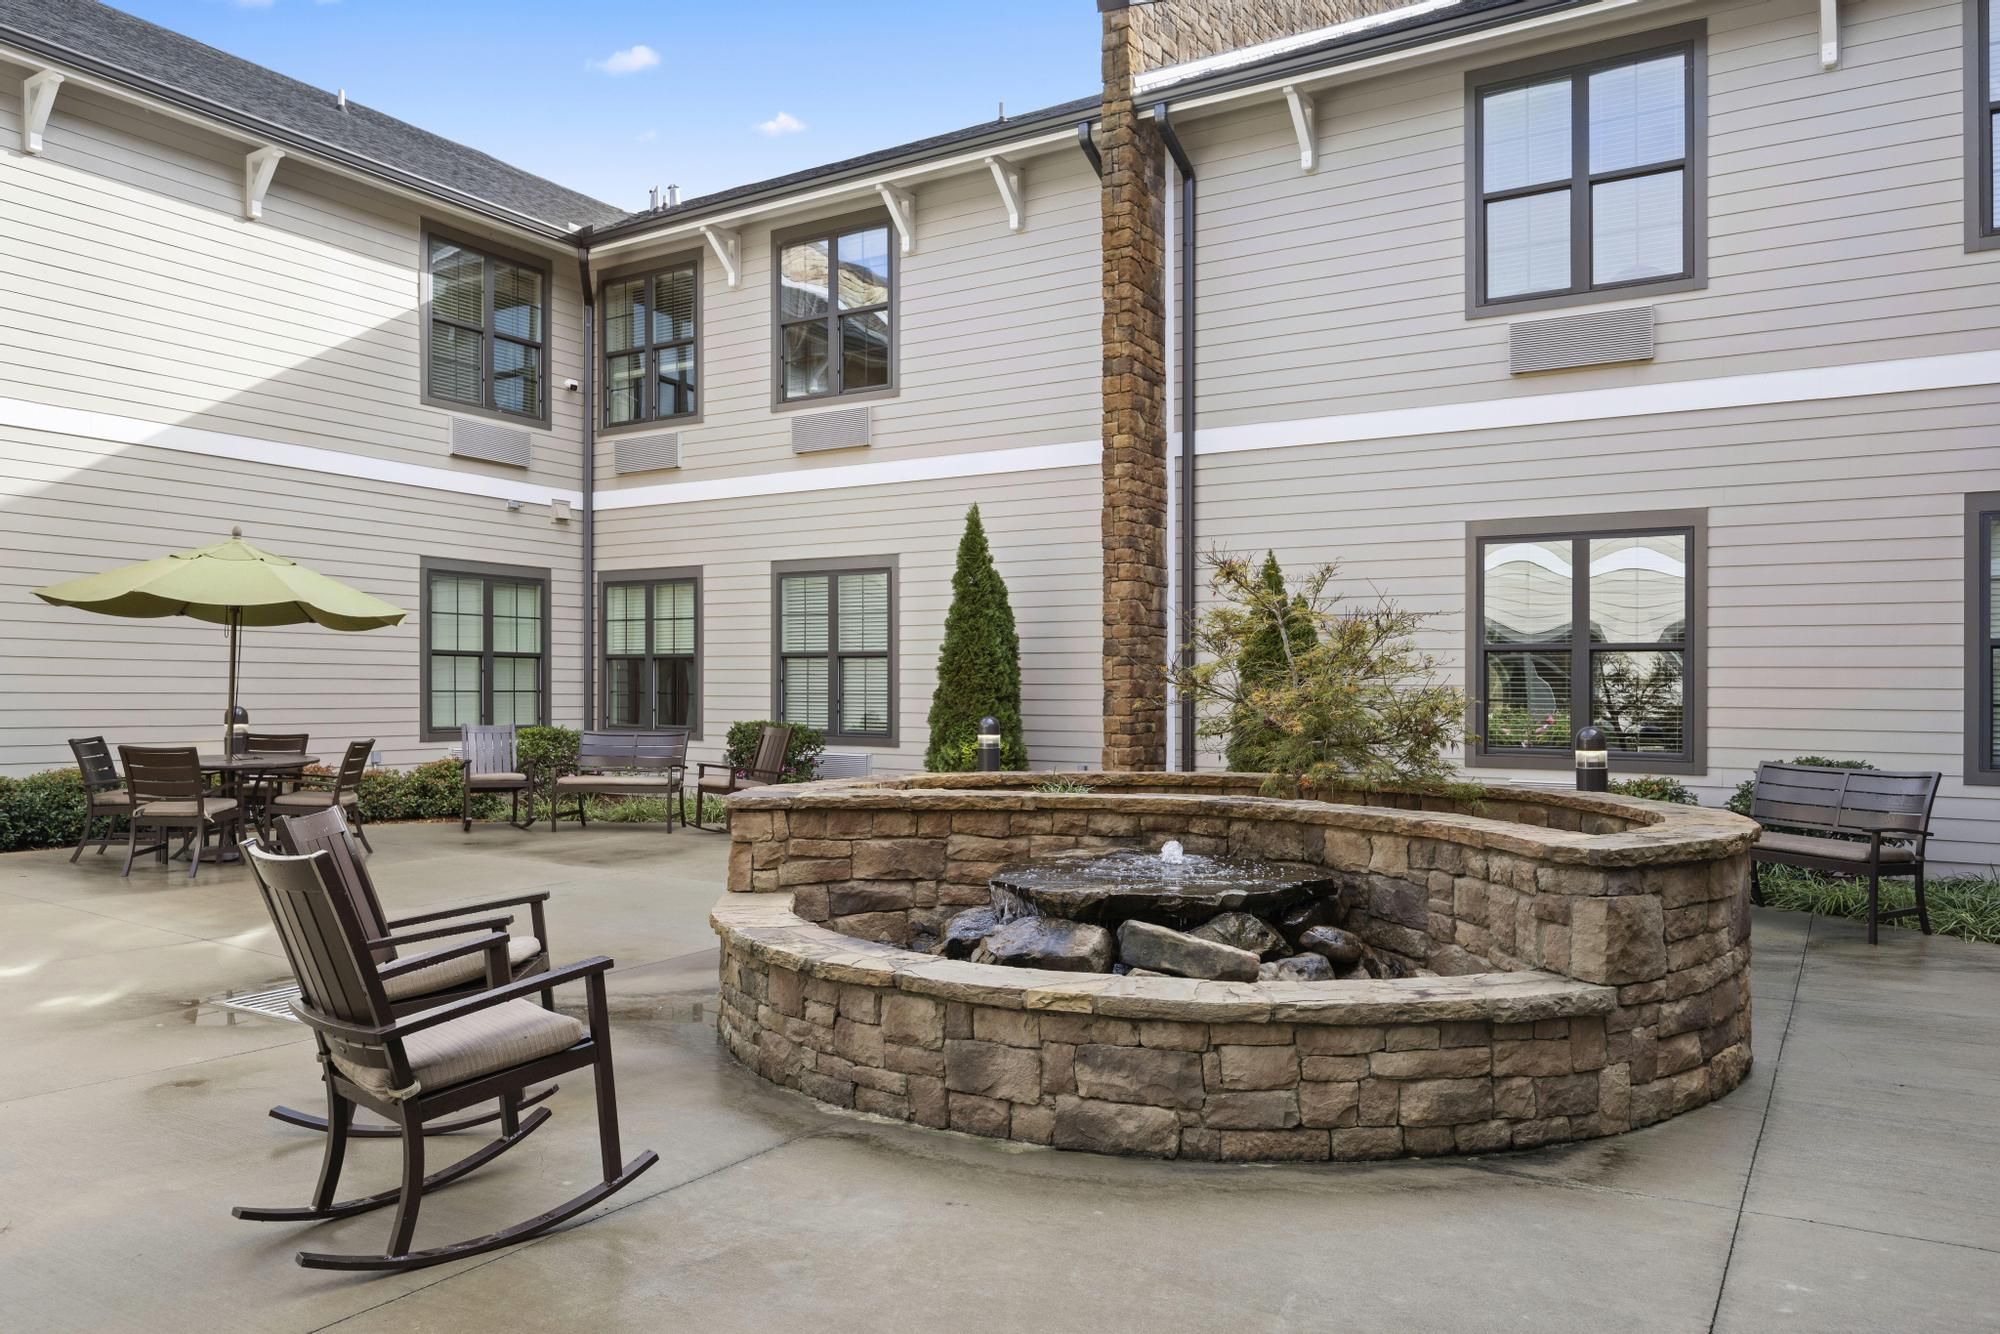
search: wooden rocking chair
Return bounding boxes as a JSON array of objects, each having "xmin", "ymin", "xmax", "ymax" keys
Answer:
[
  {"xmin": 232, "ymin": 841, "xmax": 657, "ymax": 1271},
  {"xmin": 689, "ymin": 723, "xmax": 792, "ymax": 830},
  {"xmin": 268, "ymin": 806, "xmax": 558, "ymax": 1139}
]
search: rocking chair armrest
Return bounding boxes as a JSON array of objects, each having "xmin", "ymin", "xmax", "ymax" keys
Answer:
[
  {"xmin": 367, "ymin": 915, "xmax": 514, "ymax": 950},
  {"xmin": 387, "ymin": 892, "xmax": 552, "ymax": 928},
  {"xmin": 375, "ymin": 931, "xmax": 511, "ymax": 982},
  {"xmin": 695, "ymin": 761, "xmax": 736, "ymax": 781},
  {"xmin": 386, "ymin": 956, "xmax": 615, "ymax": 1038}
]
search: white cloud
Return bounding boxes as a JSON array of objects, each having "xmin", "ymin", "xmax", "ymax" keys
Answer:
[
  {"xmin": 591, "ymin": 44, "xmax": 660, "ymax": 76},
  {"xmin": 637, "ymin": 129, "xmax": 659, "ymax": 143},
  {"xmin": 755, "ymin": 111, "xmax": 806, "ymax": 137}
]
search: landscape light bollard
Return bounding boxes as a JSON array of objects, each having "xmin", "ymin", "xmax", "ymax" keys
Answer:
[
  {"xmin": 977, "ymin": 716, "xmax": 1001, "ymax": 772},
  {"xmin": 1574, "ymin": 726, "xmax": 1608, "ymax": 793}
]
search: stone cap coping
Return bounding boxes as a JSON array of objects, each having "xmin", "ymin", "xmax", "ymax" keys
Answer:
[
  {"xmin": 713, "ymin": 893, "xmax": 1617, "ymax": 1026},
  {"xmin": 728, "ymin": 772, "xmax": 1758, "ymax": 868}
]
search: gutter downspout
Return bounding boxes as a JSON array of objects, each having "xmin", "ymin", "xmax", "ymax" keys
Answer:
[
  {"xmin": 1155, "ymin": 104, "xmax": 1196, "ymax": 773},
  {"xmin": 577, "ymin": 242, "xmax": 597, "ymax": 730}
]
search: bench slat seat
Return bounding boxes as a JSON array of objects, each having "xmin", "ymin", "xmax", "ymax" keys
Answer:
[
  {"xmin": 1748, "ymin": 762, "xmax": 1940, "ymax": 945},
  {"xmin": 1754, "ymin": 830, "xmax": 1917, "ymax": 866}
]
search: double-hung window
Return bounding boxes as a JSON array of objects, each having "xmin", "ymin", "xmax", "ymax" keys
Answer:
[
  {"xmin": 423, "ymin": 227, "xmax": 549, "ymax": 422},
  {"xmin": 604, "ymin": 259, "xmax": 699, "ymax": 427},
  {"xmin": 604, "ymin": 573, "xmax": 699, "ymax": 730},
  {"xmin": 1470, "ymin": 513, "xmax": 1704, "ymax": 772},
  {"xmin": 424, "ymin": 562, "xmax": 547, "ymax": 739},
  {"xmin": 775, "ymin": 219, "xmax": 892, "ymax": 403},
  {"xmin": 1470, "ymin": 29, "xmax": 1704, "ymax": 312},
  {"xmin": 774, "ymin": 564, "xmax": 894, "ymax": 742},
  {"xmin": 1970, "ymin": 493, "xmax": 2000, "ymax": 783},
  {"xmin": 1972, "ymin": 0, "xmax": 2000, "ymax": 248}
]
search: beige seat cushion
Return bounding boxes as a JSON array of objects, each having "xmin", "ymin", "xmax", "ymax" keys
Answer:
[
  {"xmin": 555, "ymin": 774, "xmax": 681, "ymax": 791},
  {"xmin": 382, "ymin": 935, "xmax": 544, "ymax": 1002},
  {"xmin": 136, "ymin": 797, "xmax": 238, "ymax": 821},
  {"xmin": 467, "ymin": 771, "xmax": 529, "ymax": 789},
  {"xmin": 330, "ymin": 998, "xmax": 584, "ymax": 1100},
  {"xmin": 700, "ymin": 773, "xmax": 769, "ymax": 793},
  {"xmin": 269, "ymin": 788, "xmax": 359, "ymax": 811},
  {"xmin": 91, "ymin": 789, "xmax": 133, "ymax": 807},
  {"xmin": 1756, "ymin": 830, "xmax": 1916, "ymax": 864}
]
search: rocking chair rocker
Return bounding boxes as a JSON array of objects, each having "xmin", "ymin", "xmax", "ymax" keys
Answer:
[{"xmin": 233, "ymin": 841, "xmax": 656, "ymax": 1271}]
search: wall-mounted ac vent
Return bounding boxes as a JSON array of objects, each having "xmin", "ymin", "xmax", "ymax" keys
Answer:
[
  {"xmin": 615, "ymin": 432, "xmax": 681, "ymax": 474},
  {"xmin": 791, "ymin": 405, "xmax": 871, "ymax": 455},
  {"xmin": 814, "ymin": 751, "xmax": 872, "ymax": 780},
  {"xmin": 1509, "ymin": 306, "xmax": 1655, "ymax": 375},
  {"xmin": 449, "ymin": 416, "xmax": 531, "ymax": 468}
]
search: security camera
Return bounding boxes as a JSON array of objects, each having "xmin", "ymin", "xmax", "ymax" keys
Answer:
[{"xmin": 562, "ymin": 377, "xmax": 581, "ymax": 392}]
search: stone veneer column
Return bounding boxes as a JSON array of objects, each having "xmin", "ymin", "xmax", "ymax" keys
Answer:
[{"xmin": 1098, "ymin": 2, "xmax": 1169, "ymax": 772}]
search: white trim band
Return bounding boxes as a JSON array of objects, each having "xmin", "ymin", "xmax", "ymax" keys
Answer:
[{"xmin": 595, "ymin": 439, "xmax": 1101, "ymax": 510}]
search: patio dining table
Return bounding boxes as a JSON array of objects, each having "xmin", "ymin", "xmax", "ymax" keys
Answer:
[{"xmin": 194, "ymin": 751, "xmax": 319, "ymax": 861}]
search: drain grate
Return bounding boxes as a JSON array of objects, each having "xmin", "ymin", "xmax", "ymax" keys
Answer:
[{"xmin": 207, "ymin": 982, "xmax": 303, "ymax": 1023}]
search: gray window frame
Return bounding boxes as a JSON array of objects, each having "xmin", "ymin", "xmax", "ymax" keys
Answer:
[
  {"xmin": 770, "ymin": 209, "xmax": 898, "ymax": 411},
  {"xmin": 1464, "ymin": 509, "xmax": 1707, "ymax": 775},
  {"xmin": 600, "ymin": 252, "xmax": 703, "ymax": 433},
  {"xmin": 599, "ymin": 566, "xmax": 702, "ymax": 738},
  {"xmin": 1465, "ymin": 23, "xmax": 1708, "ymax": 318},
  {"xmin": 419, "ymin": 222, "xmax": 553, "ymax": 428},
  {"xmin": 418, "ymin": 556, "xmax": 551, "ymax": 743},
  {"xmin": 1968, "ymin": 0, "xmax": 2000, "ymax": 251},
  {"xmin": 771, "ymin": 555, "xmax": 898, "ymax": 747},
  {"xmin": 1968, "ymin": 492, "xmax": 2000, "ymax": 784}
]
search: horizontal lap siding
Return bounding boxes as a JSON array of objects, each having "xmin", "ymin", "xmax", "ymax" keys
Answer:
[
  {"xmin": 595, "ymin": 148, "xmax": 1102, "ymax": 487},
  {"xmin": 0, "ymin": 68, "xmax": 585, "ymax": 494},
  {"xmin": 594, "ymin": 467, "xmax": 1103, "ymax": 775}
]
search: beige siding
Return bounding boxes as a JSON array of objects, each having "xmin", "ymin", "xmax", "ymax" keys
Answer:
[
  {"xmin": 595, "ymin": 467, "xmax": 1103, "ymax": 774},
  {"xmin": 595, "ymin": 146, "xmax": 1102, "ymax": 488}
]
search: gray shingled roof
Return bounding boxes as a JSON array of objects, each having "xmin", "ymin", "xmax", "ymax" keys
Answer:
[{"xmin": 0, "ymin": 0, "xmax": 625, "ymax": 230}]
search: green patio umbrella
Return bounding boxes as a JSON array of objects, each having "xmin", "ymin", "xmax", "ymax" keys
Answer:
[{"xmin": 34, "ymin": 528, "xmax": 406, "ymax": 749}]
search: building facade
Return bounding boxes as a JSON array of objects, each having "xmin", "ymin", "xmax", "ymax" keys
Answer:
[{"xmin": 2, "ymin": 0, "xmax": 1997, "ymax": 868}]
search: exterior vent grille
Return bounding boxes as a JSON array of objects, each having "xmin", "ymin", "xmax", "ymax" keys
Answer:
[
  {"xmin": 791, "ymin": 406, "xmax": 871, "ymax": 454},
  {"xmin": 814, "ymin": 751, "xmax": 872, "ymax": 780},
  {"xmin": 449, "ymin": 416, "xmax": 531, "ymax": 468},
  {"xmin": 615, "ymin": 432, "xmax": 681, "ymax": 474},
  {"xmin": 1509, "ymin": 306, "xmax": 1655, "ymax": 374}
]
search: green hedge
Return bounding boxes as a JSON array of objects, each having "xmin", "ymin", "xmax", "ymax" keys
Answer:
[
  {"xmin": 0, "ymin": 769, "xmax": 88, "ymax": 853},
  {"xmin": 1607, "ymin": 775, "xmax": 1699, "ymax": 805}
]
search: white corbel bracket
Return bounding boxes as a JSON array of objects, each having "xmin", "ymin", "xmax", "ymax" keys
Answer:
[
  {"xmin": 21, "ymin": 70, "xmax": 64, "ymax": 155},
  {"xmin": 243, "ymin": 146, "xmax": 285, "ymax": 221},
  {"xmin": 1283, "ymin": 85, "xmax": 1318, "ymax": 174},
  {"xmin": 877, "ymin": 184, "xmax": 917, "ymax": 256},
  {"xmin": 701, "ymin": 225, "xmax": 741, "ymax": 287},
  {"xmin": 985, "ymin": 156, "xmax": 1025, "ymax": 232},
  {"xmin": 1819, "ymin": 0, "xmax": 1840, "ymax": 69}
]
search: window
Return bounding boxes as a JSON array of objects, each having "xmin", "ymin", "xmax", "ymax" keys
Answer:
[
  {"xmin": 1970, "ymin": 0, "xmax": 2000, "ymax": 249},
  {"xmin": 422, "ymin": 225, "xmax": 549, "ymax": 423},
  {"xmin": 604, "ymin": 571, "xmax": 700, "ymax": 732},
  {"xmin": 774, "ymin": 218, "xmax": 893, "ymax": 403},
  {"xmin": 774, "ymin": 562, "xmax": 895, "ymax": 743},
  {"xmin": 1468, "ymin": 513, "xmax": 1705, "ymax": 772},
  {"xmin": 603, "ymin": 259, "xmax": 699, "ymax": 428},
  {"xmin": 1469, "ymin": 28, "xmax": 1705, "ymax": 314},
  {"xmin": 1969, "ymin": 493, "xmax": 2000, "ymax": 784},
  {"xmin": 422, "ymin": 561, "xmax": 548, "ymax": 740}
]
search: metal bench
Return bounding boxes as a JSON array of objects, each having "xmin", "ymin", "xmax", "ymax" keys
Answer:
[
  {"xmin": 551, "ymin": 729, "xmax": 689, "ymax": 832},
  {"xmin": 1747, "ymin": 761, "xmax": 1941, "ymax": 944}
]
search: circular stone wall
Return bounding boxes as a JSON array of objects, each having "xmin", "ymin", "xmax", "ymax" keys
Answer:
[{"xmin": 711, "ymin": 774, "xmax": 1757, "ymax": 1162}]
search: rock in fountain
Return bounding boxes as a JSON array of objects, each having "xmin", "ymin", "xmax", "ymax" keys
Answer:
[
  {"xmin": 933, "ymin": 906, "xmax": 1001, "ymax": 959},
  {"xmin": 974, "ymin": 917, "xmax": 1114, "ymax": 972},
  {"xmin": 1116, "ymin": 920, "xmax": 1260, "ymax": 982},
  {"xmin": 1297, "ymin": 925, "xmax": 1366, "ymax": 969},
  {"xmin": 1258, "ymin": 953, "xmax": 1335, "ymax": 982},
  {"xmin": 1190, "ymin": 911, "xmax": 1288, "ymax": 960},
  {"xmin": 988, "ymin": 847, "xmax": 1335, "ymax": 930}
]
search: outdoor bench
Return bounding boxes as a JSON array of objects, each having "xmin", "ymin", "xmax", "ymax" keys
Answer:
[
  {"xmin": 1747, "ymin": 761, "xmax": 1940, "ymax": 944},
  {"xmin": 551, "ymin": 729, "xmax": 689, "ymax": 832}
]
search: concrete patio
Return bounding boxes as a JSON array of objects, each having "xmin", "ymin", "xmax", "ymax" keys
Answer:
[{"xmin": 1, "ymin": 822, "xmax": 1995, "ymax": 1334}]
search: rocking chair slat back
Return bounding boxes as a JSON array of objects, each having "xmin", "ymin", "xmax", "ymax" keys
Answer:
[
  {"xmin": 247, "ymin": 844, "xmax": 390, "ymax": 1034},
  {"xmin": 68, "ymin": 736, "xmax": 120, "ymax": 793},
  {"xmin": 120, "ymin": 745, "xmax": 205, "ymax": 803},
  {"xmin": 276, "ymin": 808, "xmax": 393, "ymax": 961},
  {"xmin": 750, "ymin": 725, "xmax": 793, "ymax": 782},
  {"xmin": 461, "ymin": 725, "xmax": 518, "ymax": 778}
]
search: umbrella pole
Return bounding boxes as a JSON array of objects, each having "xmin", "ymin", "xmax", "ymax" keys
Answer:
[{"xmin": 226, "ymin": 607, "xmax": 240, "ymax": 755}]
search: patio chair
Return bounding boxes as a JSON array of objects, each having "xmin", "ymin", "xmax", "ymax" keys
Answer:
[
  {"xmin": 66, "ymin": 736, "xmax": 131, "ymax": 862},
  {"xmin": 118, "ymin": 744, "xmax": 243, "ymax": 879},
  {"xmin": 267, "ymin": 738, "xmax": 373, "ymax": 850},
  {"xmin": 240, "ymin": 731, "xmax": 309, "ymax": 825},
  {"xmin": 267, "ymin": 806, "xmax": 558, "ymax": 1139},
  {"xmin": 460, "ymin": 724, "xmax": 535, "ymax": 831},
  {"xmin": 231, "ymin": 841, "xmax": 657, "ymax": 1271},
  {"xmin": 689, "ymin": 723, "xmax": 792, "ymax": 830}
]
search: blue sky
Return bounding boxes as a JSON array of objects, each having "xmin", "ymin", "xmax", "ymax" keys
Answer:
[{"xmin": 113, "ymin": 0, "xmax": 1100, "ymax": 214}]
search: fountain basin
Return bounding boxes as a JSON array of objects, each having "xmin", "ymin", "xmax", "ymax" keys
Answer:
[{"xmin": 988, "ymin": 848, "xmax": 1334, "ymax": 929}]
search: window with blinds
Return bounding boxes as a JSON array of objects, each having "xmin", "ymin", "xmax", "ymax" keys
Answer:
[
  {"xmin": 425, "ymin": 567, "xmax": 546, "ymax": 737},
  {"xmin": 423, "ymin": 227, "xmax": 549, "ymax": 423},
  {"xmin": 1975, "ymin": 0, "xmax": 2000, "ymax": 245},
  {"xmin": 1972, "ymin": 496, "xmax": 2000, "ymax": 783},
  {"xmin": 604, "ymin": 259, "xmax": 699, "ymax": 427},
  {"xmin": 776, "ymin": 568, "xmax": 892, "ymax": 740},
  {"xmin": 603, "ymin": 576, "xmax": 698, "ymax": 730},
  {"xmin": 1472, "ymin": 33, "xmax": 1700, "ymax": 310},
  {"xmin": 1475, "ymin": 524, "xmax": 1695, "ymax": 765}
]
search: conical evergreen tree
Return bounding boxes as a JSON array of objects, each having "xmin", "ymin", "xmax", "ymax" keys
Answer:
[
  {"xmin": 1225, "ymin": 552, "xmax": 1318, "ymax": 772},
  {"xmin": 926, "ymin": 505, "xmax": 1028, "ymax": 770}
]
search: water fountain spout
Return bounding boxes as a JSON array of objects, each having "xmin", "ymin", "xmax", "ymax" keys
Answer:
[{"xmin": 1160, "ymin": 840, "xmax": 1185, "ymax": 865}]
